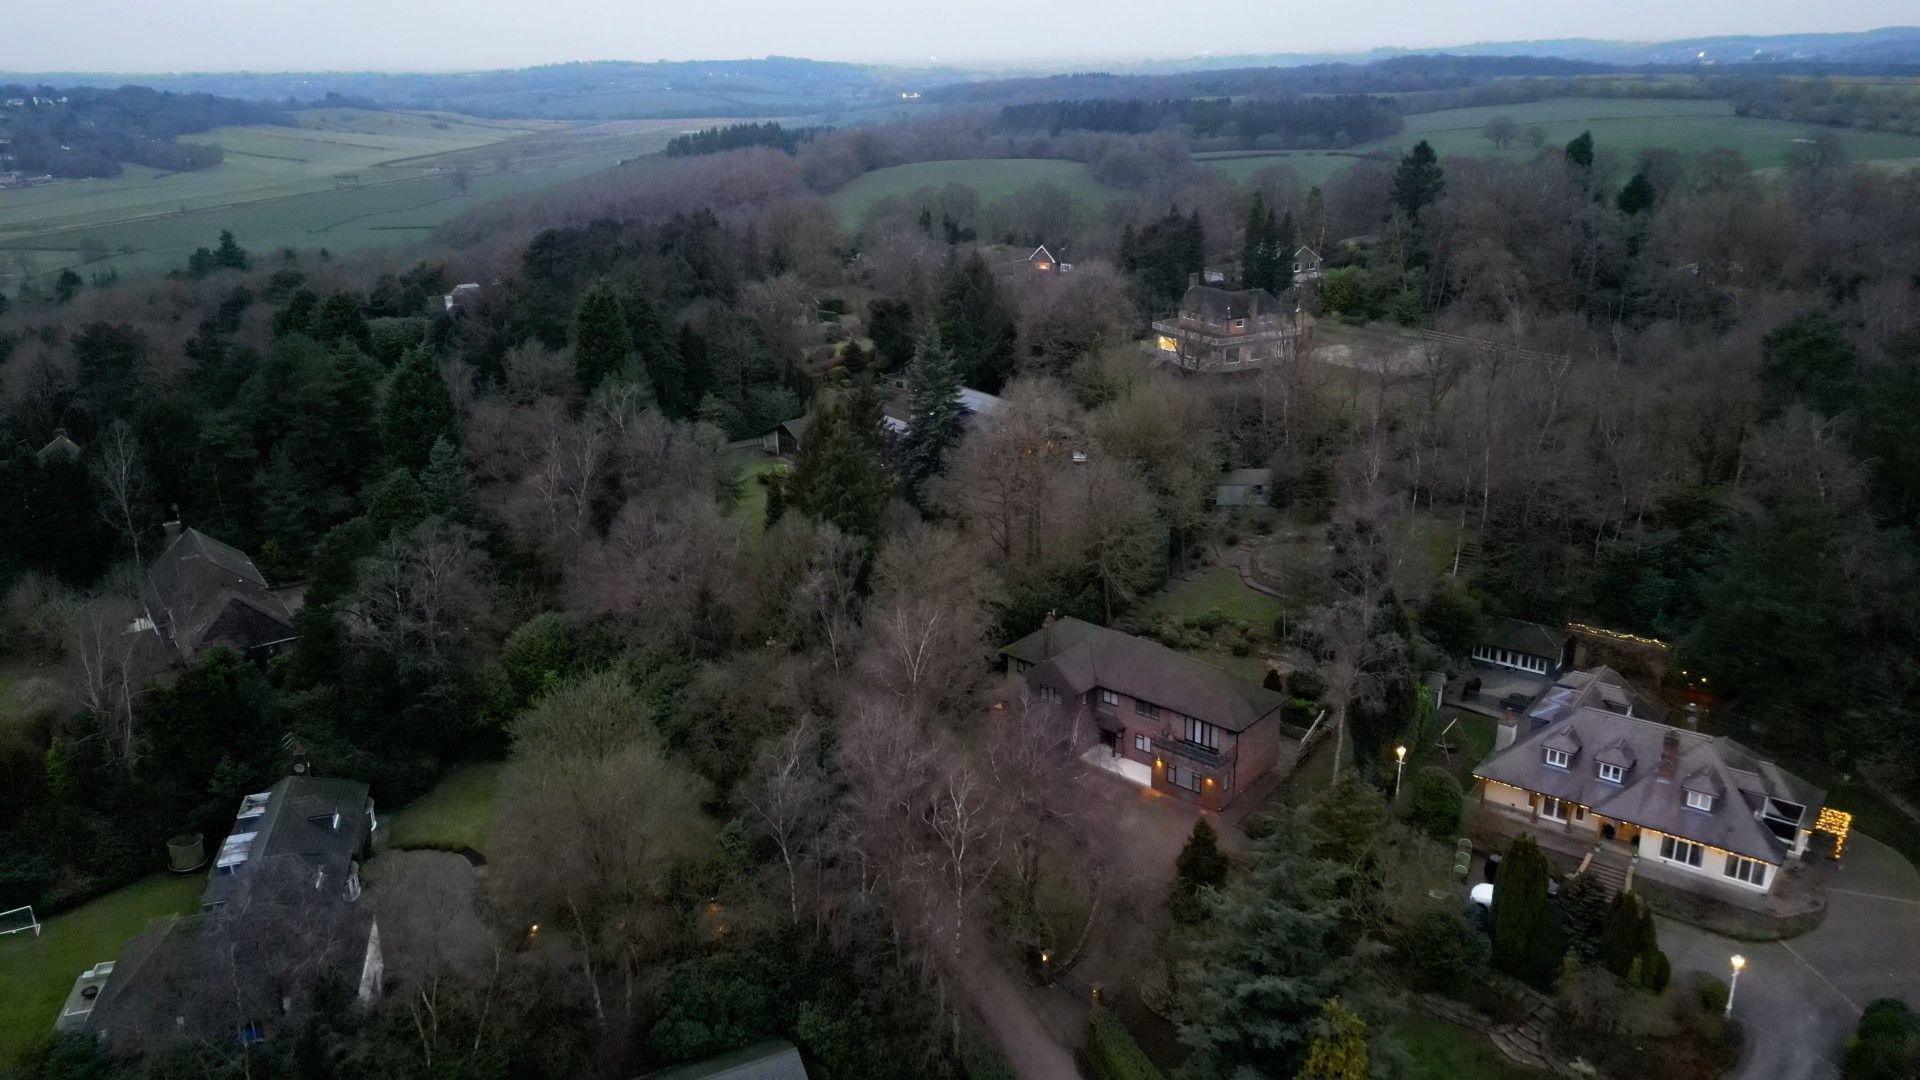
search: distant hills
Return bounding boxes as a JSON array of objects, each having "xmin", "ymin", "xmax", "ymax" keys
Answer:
[{"xmin": 3, "ymin": 28, "xmax": 1917, "ymax": 122}]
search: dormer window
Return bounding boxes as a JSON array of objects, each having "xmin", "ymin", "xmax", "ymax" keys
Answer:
[
  {"xmin": 1598, "ymin": 762, "xmax": 1625, "ymax": 784},
  {"xmin": 1544, "ymin": 748, "xmax": 1570, "ymax": 769},
  {"xmin": 1685, "ymin": 790, "xmax": 1714, "ymax": 812}
]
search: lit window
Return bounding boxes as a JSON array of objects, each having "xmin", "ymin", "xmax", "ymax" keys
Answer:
[
  {"xmin": 1686, "ymin": 790, "xmax": 1715, "ymax": 812},
  {"xmin": 1182, "ymin": 717, "xmax": 1222, "ymax": 750},
  {"xmin": 1598, "ymin": 763, "xmax": 1625, "ymax": 784},
  {"xmin": 1156, "ymin": 335, "xmax": 1179, "ymax": 352},
  {"xmin": 1545, "ymin": 748, "xmax": 1570, "ymax": 769},
  {"xmin": 1541, "ymin": 797, "xmax": 1585, "ymax": 823},
  {"xmin": 1660, "ymin": 835, "xmax": 1705, "ymax": 868},
  {"xmin": 1723, "ymin": 855, "xmax": 1770, "ymax": 887}
]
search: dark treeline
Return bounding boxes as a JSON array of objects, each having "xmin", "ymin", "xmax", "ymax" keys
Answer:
[
  {"xmin": 665, "ymin": 121, "xmax": 819, "ymax": 157},
  {"xmin": 0, "ymin": 84, "xmax": 280, "ymax": 177},
  {"xmin": 998, "ymin": 94, "xmax": 1400, "ymax": 148}
]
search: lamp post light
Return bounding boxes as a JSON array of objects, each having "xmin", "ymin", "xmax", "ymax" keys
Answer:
[
  {"xmin": 1727, "ymin": 954, "xmax": 1746, "ymax": 1018},
  {"xmin": 1394, "ymin": 745, "xmax": 1408, "ymax": 800}
]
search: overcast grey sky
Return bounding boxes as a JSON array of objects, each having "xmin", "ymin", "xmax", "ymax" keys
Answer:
[{"xmin": 5, "ymin": 1, "xmax": 1913, "ymax": 72}]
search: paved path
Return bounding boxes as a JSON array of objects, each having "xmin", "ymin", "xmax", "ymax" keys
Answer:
[
  {"xmin": 1659, "ymin": 834, "xmax": 1920, "ymax": 1080},
  {"xmin": 958, "ymin": 936, "xmax": 1082, "ymax": 1080}
]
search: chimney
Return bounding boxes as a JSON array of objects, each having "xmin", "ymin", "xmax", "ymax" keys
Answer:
[
  {"xmin": 1042, "ymin": 610, "xmax": 1057, "ymax": 658},
  {"xmin": 162, "ymin": 505, "xmax": 183, "ymax": 548},
  {"xmin": 1656, "ymin": 728, "xmax": 1680, "ymax": 782},
  {"xmin": 1188, "ymin": 272, "xmax": 1200, "ymax": 289},
  {"xmin": 1684, "ymin": 702, "xmax": 1701, "ymax": 729},
  {"xmin": 1495, "ymin": 707, "xmax": 1519, "ymax": 751}
]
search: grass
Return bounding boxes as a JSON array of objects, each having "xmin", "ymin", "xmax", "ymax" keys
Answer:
[
  {"xmin": 1197, "ymin": 96, "xmax": 1920, "ymax": 185},
  {"xmin": 0, "ymin": 874, "xmax": 203, "ymax": 1065},
  {"xmin": 1396, "ymin": 1016, "xmax": 1543, "ymax": 1080},
  {"xmin": 725, "ymin": 446, "xmax": 785, "ymax": 537},
  {"xmin": 1142, "ymin": 567, "xmax": 1282, "ymax": 627},
  {"xmin": 383, "ymin": 761, "xmax": 508, "ymax": 856},
  {"xmin": 0, "ymin": 111, "xmax": 706, "ymax": 289},
  {"xmin": 828, "ymin": 158, "xmax": 1116, "ymax": 228}
]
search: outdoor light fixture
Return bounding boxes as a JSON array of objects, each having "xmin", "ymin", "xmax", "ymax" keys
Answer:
[
  {"xmin": 1727, "ymin": 954, "xmax": 1745, "ymax": 1017},
  {"xmin": 1393, "ymin": 745, "xmax": 1408, "ymax": 800}
]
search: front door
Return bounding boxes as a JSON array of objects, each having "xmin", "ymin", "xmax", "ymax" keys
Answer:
[{"xmin": 1099, "ymin": 728, "xmax": 1119, "ymax": 755}]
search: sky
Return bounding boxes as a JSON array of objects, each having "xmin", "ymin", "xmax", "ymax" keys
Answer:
[{"xmin": 3, "ymin": 0, "xmax": 1914, "ymax": 72}]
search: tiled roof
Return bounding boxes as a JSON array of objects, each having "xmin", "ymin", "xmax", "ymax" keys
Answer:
[
  {"xmin": 1003, "ymin": 617, "xmax": 1284, "ymax": 733},
  {"xmin": 143, "ymin": 528, "xmax": 294, "ymax": 661},
  {"xmin": 1474, "ymin": 668, "xmax": 1823, "ymax": 864}
]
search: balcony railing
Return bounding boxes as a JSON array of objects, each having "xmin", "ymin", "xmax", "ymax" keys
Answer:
[{"xmin": 1155, "ymin": 737, "xmax": 1236, "ymax": 771}]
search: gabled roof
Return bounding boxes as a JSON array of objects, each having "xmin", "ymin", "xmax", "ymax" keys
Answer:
[
  {"xmin": 1003, "ymin": 617, "xmax": 1285, "ymax": 733},
  {"xmin": 646, "ymin": 1039, "xmax": 808, "ymax": 1080},
  {"xmin": 1180, "ymin": 285, "xmax": 1284, "ymax": 322},
  {"xmin": 143, "ymin": 527, "xmax": 295, "ymax": 662},
  {"xmin": 35, "ymin": 430, "xmax": 81, "ymax": 463},
  {"xmin": 203, "ymin": 775, "xmax": 373, "ymax": 908},
  {"xmin": 1027, "ymin": 245, "xmax": 1055, "ymax": 264},
  {"xmin": 1473, "ymin": 668, "xmax": 1823, "ymax": 864}
]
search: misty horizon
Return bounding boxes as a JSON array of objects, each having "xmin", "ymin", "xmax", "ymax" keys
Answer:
[{"xmin": 3, "ymin": 1, "xmax": 1914, "ymax": 74}]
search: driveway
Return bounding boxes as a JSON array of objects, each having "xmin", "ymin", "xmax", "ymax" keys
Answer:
[{"xmin": 1658, "ymin": 834, "xmax": 1920, "ymax": 1080}]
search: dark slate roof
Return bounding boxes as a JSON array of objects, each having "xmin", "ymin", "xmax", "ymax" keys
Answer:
[
  {"xmin": 35, "ymin": 430, "xmax": 81, "ymax": 463},
  {"xmin": 203, "ymin": 775, "xmax": 373, "ymax": 909},
  {"xmin": 1479, "ymin": 617, "xmax": 1565, "ymax": 661},
  {"xmin": 143, "ymin": 528, "xmax": 295, "ymax": 662},
  {"xmin": 1180, "ymin": 285, "xmax": 1284, "ymax": 322},
  {"xmin": 646, "ymin": 1040, "xmax": 809, "ymax": 1080},
  {"xmin": 1473, "ymin": 668, "xmax": 1823, "ymax": 864},
  {"xmin": 1003, "ymin": 617, "xmax": 1285, "ymax": 733}
]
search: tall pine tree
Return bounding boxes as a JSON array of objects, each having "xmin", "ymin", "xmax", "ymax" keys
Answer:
[
  {"xmin": 1392, "ymin": 140, "xmax": 1445, "ymax": 222},
  {"xmin": 627, "ymin": 290, "xmax": 690, "ymax": 418},
  {"xmin": 571, "ymin": 281, "xmax": 634, "ymax": 394},
  {"xmin": 1241, "ymin": 190, "xmax": 1274, "ymax": 292},
  {"xmin": 787, "ymin": 384, "xmax": 892, "ymax": 541},
  {"xmin": 936, "ymin": 252, "xmax": 1017, "ymax": 392},
  {"xmin": 379, "ymin": 348, "xmax": 460, "ymax": 472},
  {"xmin": 899, "ymin": 331, "xmax": 965, "ymax": 498}
]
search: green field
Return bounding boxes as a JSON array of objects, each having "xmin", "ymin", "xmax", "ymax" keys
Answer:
[
  {"xmin": 1142, "ymin": 566, "xmax": 1283, "ymax": 627},
  {"xmin": 1197, "ymin": 97, "xmax": 1920, "ymax": 184},
  {"xmin": 384, "ymin": 761, "xmax": 508, "ymax": 856},
  {"xmin": 828, "ymin": 158, "xmax": 1115, "ymax": 228},
  {"xmin": 0, "ymin": 875, "xmax": 203, "ymax": 1064},
  {"xmin": 0, "ymin": 110, "xmax": 716, "ymax": 287}
]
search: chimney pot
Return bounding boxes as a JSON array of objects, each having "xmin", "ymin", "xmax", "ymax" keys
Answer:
[
  {"xmin": 1042, "ymin": 611, "xmax": 1057, "ymax": 658},
  {"xmin": 1188, "ymin": 272, "xmax": 1200, "ymax": 288},
  {"xmin": 1656, "ymin": 728, "xmax": 1681, "ymax": 782}
]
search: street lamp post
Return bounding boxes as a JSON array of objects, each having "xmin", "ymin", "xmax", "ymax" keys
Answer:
[
  {"xmin": 1394, "ymin": 745, "xmax": 1408, "ymax": 800},
  {"xmin": 1727, "ymin": 954, "xmax": 1745, "ymax": 1018}
]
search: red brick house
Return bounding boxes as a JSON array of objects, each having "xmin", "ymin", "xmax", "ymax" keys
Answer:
[{"xmin": 1003, "ymin": 616, "xmax": 1293, "ymax": 810}]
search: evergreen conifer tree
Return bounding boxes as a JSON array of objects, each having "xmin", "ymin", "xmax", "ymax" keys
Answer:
[
  {"xmin": 571, "ymin": 281, "xmax": 634, "ymax": 394},
  {"xmin": 936, "ymin": 252, "xmax": 1017, "ymax": 392},
  {"xmin": 419, "ymin": 436, "xmax": 480, "ymax": 525},
  {"xmin": 1242, "ymin": 191, "xmax": 1274, "ymax": 292},
  {"xmin": 379, "ymin": 348, "xmax": 460, "ymax": 472},
  {"xmin": 1489, "ymin": 834, "xmax": 1551, "ymax": 978},
  {"xmin": 787, "ymin": 385, "xmax": 892, "ymax": 541},
  {"xmin": 1297, "ymin": 998, "xmax": 1369, "ymax": 1080},
  {"xmin": 899, "ymin": 331, "xmax": 966, "ymax": 498},
  {"xmin": 1392, "ymin": 140, "xmax": 1446, "ymax": 222}
]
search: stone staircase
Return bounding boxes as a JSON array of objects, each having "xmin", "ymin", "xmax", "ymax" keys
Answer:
[
  {"xmin": 1488, "ymin": 1000, "xmax": 1575, "ymax": 1076},
  {"xmin": 1575, "ymin": 841, "xmax": 1635, "ymax": 898}
]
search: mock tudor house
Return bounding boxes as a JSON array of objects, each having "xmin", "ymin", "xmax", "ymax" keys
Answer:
[
  {"xmin": 1473, "ymin": 667, "xmax": 1823, "ymax": 910},
  {"xmin": 1003, "ymin": 616, "xmax": 1293, "ymax": 810},
  {"xmin": 142, "ymin": 522, "xmax": 297, "ymax": 665},
  {"xmin": 1152, "ymin": 277, "xmax": 1309, "ymax": 376}
]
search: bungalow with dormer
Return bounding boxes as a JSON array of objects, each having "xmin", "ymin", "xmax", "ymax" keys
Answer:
[{"xmin": 1472, "ymin": 667, "xmax": 1823, "ymax": 910}]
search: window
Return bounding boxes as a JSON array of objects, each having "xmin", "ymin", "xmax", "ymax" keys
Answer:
[
  {"xmin": 1101, "ymin": 689, "xmax": 1118, "ymax": 706},
  {"xmin": 1134, "ymin": 700, "xmax": 1160, "ymax": 719},
  {"xmin": 1169, "ymin": 766, "xmax": 1202, "ymax": 793},
  {"xmin": 1038, "ymin": 685, "xmax": 1061, "ymax": 704},
  {"xmin": 1724, "ymin": 855, "xmax": 1770, "ymax": 887},
  {"xmin": 1545, "ymin": 748, "xmax": 1570, "ymax": 769},
  {"xmin": 1685, "ymin": 790, "xmax": 1715, "ymax": 812},
  {"xmin": 1541, "ymin": 797, "xmax": 1585, "ymax": 823},
  {"xmin": 1134, "ymin": 735, "xmax": 1152, "ymax": 754},
  {"xmin": 1598, "ymin": 763, "xmax": 1625, "ymax": 784},
  {"xmin": 1660, "ymin": 835, "xmax": 1705, "ymax": 868},
  {"xmin": 1181, "ymin": 716, "xmax": 1223, "ymax": 750}
]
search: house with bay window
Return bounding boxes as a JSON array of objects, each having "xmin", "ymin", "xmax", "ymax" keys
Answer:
[
  {"xmin": 1472, "ymin": 667, "xmax": 1823, "ymax": 910},
  {"xmin": 1003, "ymin": 615, "xmax": 1299, "ymax": 810}
]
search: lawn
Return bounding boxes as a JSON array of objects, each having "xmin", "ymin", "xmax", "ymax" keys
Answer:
[
  {"xmin": 384, "ymin": 761, "xmax": 508, "ymax": 857},
  {"xmin": 1396, "ymin": 1016, "xmax": 1542, "ymax": 1080},
  {"xmin": 1197, "ymin": 96, "xmax": 1920, "ymax": 185},
  {"xmin": 828, "ymin": 158, "xmax": 1116, "ymax": 228},
  {"xmin": 1142, "ymin": 567, "xmax": 1282, "ymax": 627},
  {"xmin": 726, "ymin": 446, "xmax": 785, "ymax": 538},
  {"xmin": 0, "ymin": 874, "xmax": 203, "ymax": 1065},
  {"xmin": 0, "ymin": 112, "xmax": 701, "ymax": 289}
]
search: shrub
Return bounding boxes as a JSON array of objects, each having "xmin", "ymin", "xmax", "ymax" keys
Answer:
[
  {"xmin": 1229, "ymin": 638, "xmax": 1252, "ymax": 657},
  {"xmin": 1489, "ymin": 835, "xmax": 1552, "ymax": 981},
  {"xmin": 1287, "ymin": 667, "xmax": 1329, "ymax": 701},
  {"xmin": 1844, "ymin": 998, "xmax": 1920, "ymax": 1080},
  {"xmin": 1172, "ymin": 818, "xmax": 1230, "ymax": 923},
  {"xmin": 1084, "ymin": 1008, "xmax": 1166, "ymax": 1080},
  {"xmin": 1406, "ymin": 767, "xmax": 1464, "ymax": 839},
  {"xmin": 1402, "ymin": 908, "xmax": 1490, "ymax": 997}
]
